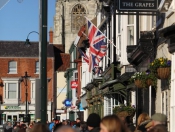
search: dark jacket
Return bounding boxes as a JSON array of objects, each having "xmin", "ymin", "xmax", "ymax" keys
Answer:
[
  {"xmin": 137, "ymin": 120, "xmax": 151, "ymax": 132},
  {"xmin": 89, "ymin": 127, "xmax": 100, "ymax": 132},
  {"xmin": 5, "ymin": 126, "xmax": 13, "ymax": 132}
]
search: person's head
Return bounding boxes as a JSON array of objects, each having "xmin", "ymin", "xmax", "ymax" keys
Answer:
[
  {"xmin": 137, "ymin": 113, "xmax": 150, "ymax": 127},
  {"xmin": 100, "ymin": 115, "xmax": 127, "ymax": 132},
  {"xmin": 7, "ymin": 122, "xmax": 12, "ymax": 126},
  {"xmin": 54, "ymin": 126, "xmax": 75, "ymax": 132},
  {"xmin": 148, "ymin": 124, "xmax": 167, "ymax": 132},
  {"xmin": 20, "ymin": 124, "xmax": 27, "ymax": 129},
  {"xmin": 30, "ymin": 123, "xmax": 50, "ymax": 132},
  {"xmin": 76, "ymin": 118, "xmax": 80, "ymax": 123},
  {"xmin": 86, "ymin": 113, "xmax": 101, "ymax": 130},
  {"xmin": 151, "ymin": 113, "xmax": 167, "ymax": 126}
]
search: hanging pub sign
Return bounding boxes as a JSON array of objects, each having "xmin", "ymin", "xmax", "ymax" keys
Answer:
[
  {"xmin": 71, "ymin": 81, "xmax": 78, "ymax": 89},
  {"xmin": 118, "ymin": 0, "xmax": 158, "ymax": 12}
]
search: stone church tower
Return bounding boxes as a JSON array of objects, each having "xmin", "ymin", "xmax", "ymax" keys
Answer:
[{"xmin": 53, "ymin": 0, "xmax": 100, "ymax": 53}]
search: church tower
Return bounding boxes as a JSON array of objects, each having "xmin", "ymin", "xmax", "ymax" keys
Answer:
[{"xmin": 53, "ymin": 0, "xmax": 100, "ymax": 53}]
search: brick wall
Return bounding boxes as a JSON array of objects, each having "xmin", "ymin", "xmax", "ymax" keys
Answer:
[{"xmin": 0, "ymin": 57, "xmax": 54, "ymax": 103}]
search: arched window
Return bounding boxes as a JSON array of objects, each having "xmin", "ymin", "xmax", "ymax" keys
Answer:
[{"xmin": 71, "ymin": 4, "xmax": 86, "ymax": 31}]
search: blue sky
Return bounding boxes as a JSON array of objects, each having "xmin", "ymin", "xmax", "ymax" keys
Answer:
[{"xmin": 0, "ymin": 0, "xmax": 55, "ymax": 41}]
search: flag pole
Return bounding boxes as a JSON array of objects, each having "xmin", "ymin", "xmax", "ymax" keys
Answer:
[{"xmin": 84, "ymin": 17, "xmax": 119, "ymax": 50}]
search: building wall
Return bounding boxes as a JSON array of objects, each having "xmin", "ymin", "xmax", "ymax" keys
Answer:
[
  {"xmin": 0, "ymin": 58, "xmax": 54, "ymax": 102},
  {"xmin": 0, "ymin": 57, "xmax": 54, "ymax": 122},
  {"xmin": 57, "ymin": 72, "xmax": 67, "ymax": 109},
  {"xmin": 53, "ymin": 0, "xmax": 98, "ymax": 53}
]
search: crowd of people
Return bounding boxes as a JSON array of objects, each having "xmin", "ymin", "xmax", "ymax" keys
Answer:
[{"xmin": 2, "ymin": 112, "xmax": 168, "ymax": 132}]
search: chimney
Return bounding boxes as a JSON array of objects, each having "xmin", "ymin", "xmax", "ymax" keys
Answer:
[{"xmin": 49, "ymin": 27, "xmax": 53, "ymax": 44}]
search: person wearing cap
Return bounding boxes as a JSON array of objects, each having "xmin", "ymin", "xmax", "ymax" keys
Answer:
[
  {"xmin": 86, "ymin": 113, "xmax": 101, "ymax": 132},
  {"xmin": 145, "ymin": 113, "xmax": 167, "ymax": 132}
]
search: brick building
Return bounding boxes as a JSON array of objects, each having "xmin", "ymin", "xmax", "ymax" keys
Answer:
[{"xmin": 0, "ymin": 41, "xmax": 55, "ymax": 123}]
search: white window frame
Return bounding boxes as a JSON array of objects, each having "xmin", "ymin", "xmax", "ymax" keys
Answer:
[
  {"xmin": 30, "ymin": 79, "xmax": 35, "ymax": 104},
  {"xmin": 2, "ymin": 78, "xmax": 19, "ymax": 104},
  {"xmin": 35, "ymin": 61, "xmax": 39, "ymax": 74},
  {"xmin": 127, "ymin": 15, "xmax": 135, "ymax": 46},
  {"xmin": 8, "ymin": 61, "xmax": 17, "ymax": 74}
]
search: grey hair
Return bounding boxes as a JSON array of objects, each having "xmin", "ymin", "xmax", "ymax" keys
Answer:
[{"xmin": 55, "ymin": 126, "xmax": 75, "ymax": 132}]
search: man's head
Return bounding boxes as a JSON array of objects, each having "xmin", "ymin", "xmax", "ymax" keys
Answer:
[
  {"xmin": 151, "ymin": 113, "xmax": 167, "ymax": 126},
  {"xmin": 86, "ymin": 113, "xmax": 101, "ymax": 130},
  {"xmin": 145, "ymin": 113, "xmax": 167, "ymax": 130},
  {"xmin": 76, "ymin": 118, "xmax": 80, "ymax": 123},
  {"xmin": 52, "ymin": 118, "xmax": 57, "ymax": 123}
]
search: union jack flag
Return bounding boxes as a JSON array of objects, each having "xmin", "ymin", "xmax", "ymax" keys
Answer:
[
  {"xmin": 87, "ymin": 19, "xmax": 107, "ymax": 72},
  {"xmin": 78, "ymin": 48, "xmax": 89, "ymax": 64}
]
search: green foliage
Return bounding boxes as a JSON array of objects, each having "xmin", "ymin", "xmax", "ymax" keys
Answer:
[
  {"xmin": 130, "ymin": 72, "xmax": 146, "ymax": 82},
  {"xmin": 113, "ymin": 104, "xmax": 135, "ymax": 115},
  {"xmin": 130, "ymin": 71, "xmax": 157, "ymax": 88},
  {"xmin": 149, "ymin": 57, "xmax": 171, "ymax": 73}
]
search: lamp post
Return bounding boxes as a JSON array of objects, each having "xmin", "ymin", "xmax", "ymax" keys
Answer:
[
  {"xmin": 20, "ymin": 71, "xmax": 31, "ymax": 122},
  {"xmin": 25, "ymin": 31, "xmax": 39, "ymax": 47}
]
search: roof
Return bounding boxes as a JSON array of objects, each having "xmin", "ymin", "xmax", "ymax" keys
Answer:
[
  {"xmin": 0, "ymin": 41, "xmax": 54, "ymax": 57},
  {"xmin": 56, "ymin": 53, "xmax": 70, "ymax": 71},
  {"xmin": 53, "ymin": 44, "xmax": 64, "ymax": 53}
]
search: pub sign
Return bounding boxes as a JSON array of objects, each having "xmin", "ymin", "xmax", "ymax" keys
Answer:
[{"xmin": 118, "ymin": 0, "xmax": 158, "ymax": 12}]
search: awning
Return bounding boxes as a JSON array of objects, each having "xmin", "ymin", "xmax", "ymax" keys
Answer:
[
  {"xmin": 158, "ymin": 24, "xmax": 175, "ymax": 38},
  {"xmin": 99, "ymin": 79, "xmax": 119, "ymax": 90},
  {"xmin": 104, "ymin": 83, "xmax": 126, "ymax": 98},
  {"xmin": 126, "ymin": 83, "xmax": 136, "ymax": 91}
]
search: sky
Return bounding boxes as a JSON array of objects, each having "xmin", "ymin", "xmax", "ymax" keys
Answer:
[{"xmin": 0, "ymin": 0, "xmax": 55, "ymax": 42}]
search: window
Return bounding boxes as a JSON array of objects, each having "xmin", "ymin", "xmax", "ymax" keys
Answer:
[
  {"xmin": 71, "ymin": 4, "xmax": 86, "ymax": 31},
  {"xmin": 30, "ymin": 80, "xmax": 36, "ymax": 104},
  {"xmin": 31, "ymin": 83, "xmax": 35, "ymax": 99},
  {"xmin": 8, "ymin": 83, "xmax": 17, "ymax": 99},
  {"xmin": 127, "ymin": 15, "xmax": 134, "ymax": 45},
  {"xmin": 35, "ymin": 61, "xmax": 39, "ymax": 73},
  {"xmin": 3, "ymin": 79, "xmax": 20, "ymax": 104},
  {"xmin": 8, "ymin": 61, "xmax": 17, "ymax": 73}
]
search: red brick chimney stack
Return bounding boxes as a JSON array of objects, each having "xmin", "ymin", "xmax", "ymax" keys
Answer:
[{"xmin": 49, "ymin": 27, "xmax": 53, "ymax": 44}]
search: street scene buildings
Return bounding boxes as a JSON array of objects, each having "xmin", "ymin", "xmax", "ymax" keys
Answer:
[{"xmin": 1, "ymin": 0, "xmax": 175, "ymax": 131}]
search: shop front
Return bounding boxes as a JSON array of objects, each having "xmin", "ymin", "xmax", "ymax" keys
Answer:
[{"xmin": 0, "ymin": 103, "xmax": 52, "ymax": 124}]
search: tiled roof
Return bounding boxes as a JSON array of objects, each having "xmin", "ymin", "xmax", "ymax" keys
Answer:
[
  {"xmin": 56, "ymin": 53, "xmax": 70, "ymax": 71},
  {"xmin": 53, "ymin": 44, "xmax": 64, "ymax": 53},
  {"xmin": 0, "ymin": 41, "xmax": 54, "ymax": 57}
]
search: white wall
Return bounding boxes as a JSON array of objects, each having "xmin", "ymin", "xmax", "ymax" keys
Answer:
[{"xmin": 57, "ymin": 72, "xmax": 67, "ymax": 109}]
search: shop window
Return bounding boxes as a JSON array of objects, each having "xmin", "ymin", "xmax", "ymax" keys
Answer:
[
  {"xmin": 8, "ymin": 61, "xmax": 17, "ymax": 73},
  {"xmin": 71, "ymin": 4, "xmax": 86, "ymax": 32}
]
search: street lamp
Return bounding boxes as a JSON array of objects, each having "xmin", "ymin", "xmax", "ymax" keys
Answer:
[
  {"xmin": 25, "ymin": 31, "xmax": 39, "ymax": 47},
  {"xmin": 20, "ymin": 71, "xmax": 31, "ymax": 122}
]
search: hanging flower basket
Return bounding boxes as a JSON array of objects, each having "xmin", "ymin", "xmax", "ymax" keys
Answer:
[
  {"xmin": 146, "ymin": 79, "xmax": 153, "ymax": 86},
  {"xmin": 157, "ymin": 67, "xmax": 170, "ymax": 79},
  {"xmin": 113, "ymin": 105, "xmax": 135, "ymax": 118},
  {"xmin": 134, "ymin": 79, "xmax": 143, "ymax": 88}
]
